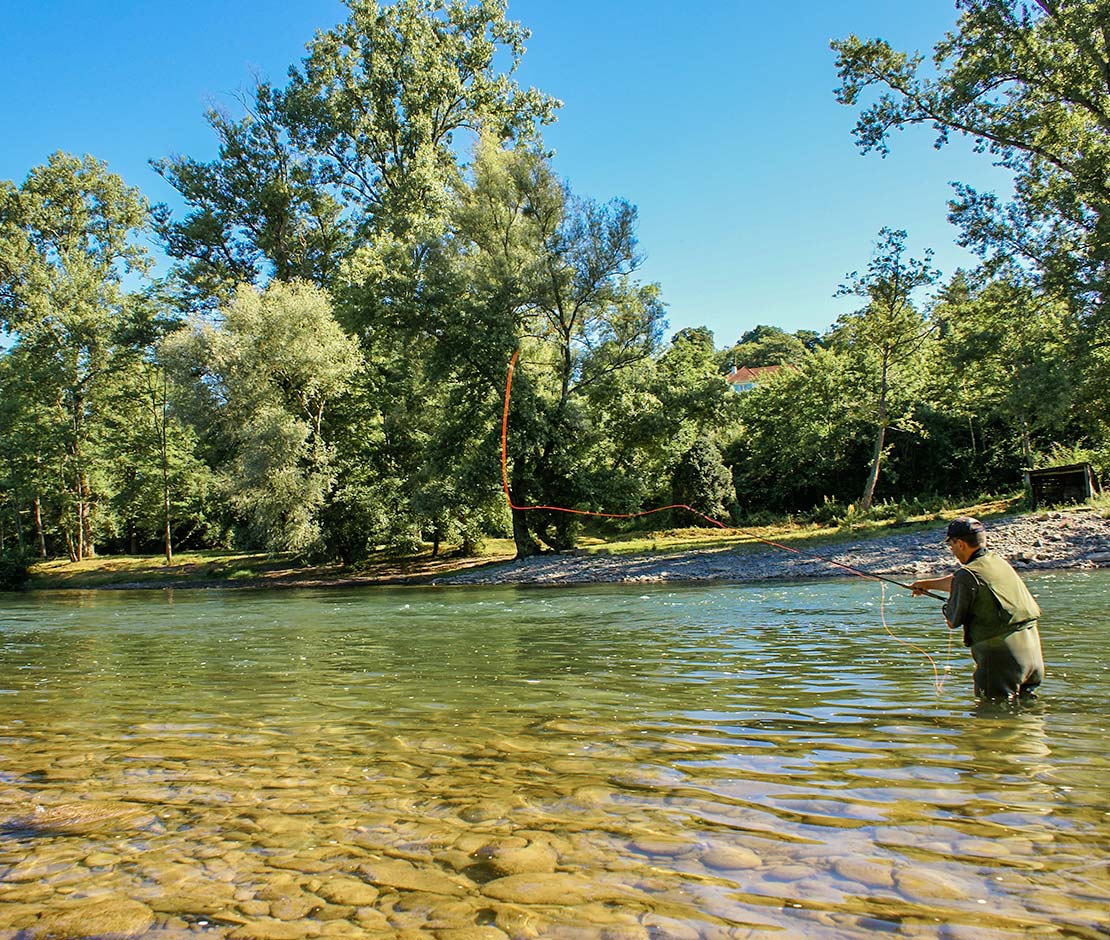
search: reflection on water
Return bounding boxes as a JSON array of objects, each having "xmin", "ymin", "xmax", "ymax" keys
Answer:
[{"xmin": 1, "ymin": 573, "xmax": 1108, "ymax": 939}]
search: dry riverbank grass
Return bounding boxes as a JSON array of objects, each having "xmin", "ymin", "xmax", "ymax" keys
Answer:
[{"xmin": 21, "ymin": 495, "xmax": 1050, "ymax": 592}]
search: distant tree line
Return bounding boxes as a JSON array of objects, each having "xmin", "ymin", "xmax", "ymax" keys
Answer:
[{"xmin": 1, "ymin": 0, "xmax": 1107, "ymax": 567}]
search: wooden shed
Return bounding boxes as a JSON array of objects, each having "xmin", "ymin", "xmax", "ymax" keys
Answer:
[{"xmin": 1023, "ymin": 463, "xmax": 1099, "ymax": 507}]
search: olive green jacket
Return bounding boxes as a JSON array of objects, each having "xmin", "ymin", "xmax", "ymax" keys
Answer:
[{"xmin": 944, "ymin": 550, "xmax": 1041, "ymax": 647}]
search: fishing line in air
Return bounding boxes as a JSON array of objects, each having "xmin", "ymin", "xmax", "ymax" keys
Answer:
[{"xmin": 500, "ymin": 350, "xmax": 953, "ymax": 689}]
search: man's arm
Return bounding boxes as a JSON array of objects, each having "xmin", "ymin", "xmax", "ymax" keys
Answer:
[
  {"xmin": 943, "ymin": 569, "xmax": 978, "ymax": 644},
  {"xmin": 910, "ymin": 574, "xmax": 953, "ymax": 596}
]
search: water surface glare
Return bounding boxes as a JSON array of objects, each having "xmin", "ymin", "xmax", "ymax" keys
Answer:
[{"xmin": 1, "ymin": 573, "xmax": 1108, "ymax": 939}]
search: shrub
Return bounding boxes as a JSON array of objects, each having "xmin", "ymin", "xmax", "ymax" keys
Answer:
[{"xmin": 0, "ymin": 553, "xmax": 31, "ymax": 591}]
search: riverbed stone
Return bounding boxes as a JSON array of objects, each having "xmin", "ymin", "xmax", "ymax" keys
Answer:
[
  {"xmin": 638, "ymin": 914, "xmax": 702, "ymax": 940},
  {"xmin": 0, "ymin": 903, "xmax": 40, "ymax": 930},
  {"xmin": 481, "ymin": 872, "xmax": 632, "ymax": 905},
  {"xmin": 493, "ymin": 905, "xmax": 552, "ymax": 939},
  {"xmin": 359, "ymin": 858, "xmax": 469, "ymax": 896},
  {"xmin": 435, "ymin": 928, "xmax": 510, "ymax": 940},
  {"xmin": 354, "ymin": 907, "xmax": 393, "ymax": 930},
  {"xmin": 228, "ymin": 920, "xmax": 317, "ymax": 940},
  {"xmin": 459, "ymin": 800, "xmax": 517, "ymax": 823},
  {"xmin": 629, "ymin": 837, "xmax": 694, "ymax": 858},
  {"xmin": 1, "ymin": 852, "xmax": 78, "ymax": 884},
  {"xmin": 894, "ymin": 867, "xmax": 970, "ymax": 902},
  {"xmin": 3, "ymin": 800, "xmax": 154, "ymax": 835},
  {"xmin": 700, "ymin": 845, "xmax": 762, "ymax": 871},
  {"xmin": 832, "ymin": 857, "xmax": 895, "ymax": 890},
  {"xmin": 387, "ymin": 891, "xmax": 477, "ymax": 930},
  {"xmin": 473, "ymin": 839, "xmax": 557, "ymax": 876},
  {"xmin": 29, "ymin": 896, "xmax": 154, "ymax": 938},
  {"xmin": 269, "ymin": 890, "xmax": 322, "ymax": 920},
  {"xmin": 317, "ymin": 922, "xmax": 376, "ymax": 938},
  {"xmin": 316, "ymin": 876, "xmax": 380, "ymax": 906}
]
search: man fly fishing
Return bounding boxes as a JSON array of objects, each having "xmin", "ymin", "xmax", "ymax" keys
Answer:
[{"xmin": 911, "ymin": 517, "xmax": 1044, "ymax": 703}]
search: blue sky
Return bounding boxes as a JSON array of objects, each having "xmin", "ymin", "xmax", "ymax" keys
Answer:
[{"xmin": 0, "ymin": 1, "xmax": 1015, "ymax": 345}]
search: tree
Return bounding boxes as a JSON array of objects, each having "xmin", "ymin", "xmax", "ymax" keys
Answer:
[
  {"xmin": 672, "ymin": 437, "xmax": 733, "ymax": 525},
  {"xmin": 450, "ymin": 139, "xmax": 666, "ymax": 556},
  {"xmin": 0, "ymin": 153, "xmax": 151, "ymax": 559},
  {"xmin": 728, "ymin": 348, "xmax": 870, "ymax": 514},
  {"xmin": 833, "ymin": 228, "xmax": 939, "ymax": 510},
  {"xmin": 282, "ymin": 0, "xmax": 559, "ymax": 241},
  {"xmin": 0, "ymin": 347, "xmax": 63, "ymax": 558},
  {"xmin": 720, "ymin": 325, "xmax": 809, "ymax": 370},
  {"xmin": 155, "ymin": 0, "xmax": 559, "ymax": 307},
  {"xmin": 933, "ymin": 275, "xmax": 1077, "ymax": 467},
  {"xmin": 170, "ymin": 281, "xmax": 362, "ymax": 554},
  {"xmin": 832, "ymin": 1, "xmax": 1110, "ymax": 334}
]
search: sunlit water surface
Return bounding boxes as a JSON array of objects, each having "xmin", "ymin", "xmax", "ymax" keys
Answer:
[{"xmin": 1, "ymin": 573, "xmax": 1108, "ymax": 940}]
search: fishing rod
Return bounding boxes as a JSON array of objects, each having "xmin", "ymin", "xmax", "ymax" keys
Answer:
[{"xmin": 500, "ymin": 350, "xmax": 948, "ymax": 602}]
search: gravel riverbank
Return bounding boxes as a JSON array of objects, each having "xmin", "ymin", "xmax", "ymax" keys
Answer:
[{"xmin": 437, "ymin": 510, "xmax": 1110, "ymax": 587}]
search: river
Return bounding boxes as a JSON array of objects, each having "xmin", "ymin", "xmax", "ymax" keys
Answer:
[{"xmin": 1, "ymin": 571, "xmax": 1108, "ymax": 939}]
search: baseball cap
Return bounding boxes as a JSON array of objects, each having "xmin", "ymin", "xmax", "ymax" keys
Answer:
[{"xmin": 945, "ymin": 516, "xmax": 986, "ymax": 542}]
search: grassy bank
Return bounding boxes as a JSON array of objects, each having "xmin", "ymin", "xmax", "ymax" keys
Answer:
[{"xmin": 10, "ymin": 494, "xmax": 1049, "ymax": 592}]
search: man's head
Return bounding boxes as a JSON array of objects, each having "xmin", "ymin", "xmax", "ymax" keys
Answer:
[{"xmin": 945, "ymin": 516, "xmax": 987, "ymax": 560}]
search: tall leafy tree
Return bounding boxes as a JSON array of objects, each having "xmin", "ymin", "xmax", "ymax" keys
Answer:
[
  {"xmin": 832, "ymin": 1, "xmax": 1110, "ymax": 335},
  {"xmin": 282, "ymin": 0, "xmax": 559, "ymax": 241},
  {"xmin": 832, "ymin": 228, "xmax": 939, "ymax": 510},
  {"xmin": 728, "ymin": 348, "xmax": 870, "ymax": 514},
  {"xmin": 720, "ymin": 324, "xmax": 809, "ymax": 370},
  {"xmin": 169, "ymin": 281, "xmax": 362, "ymax": 554},
  {"xmin": 671, "ymin": 436, "xmax": 734, "ymax": 524},
  {"xmin": 155, "ymin": 0, "xmax": 559, "ymax": 310},
  {"xmin": 933, "ymin": 275, "xmax": 1078, "ymax": 466},
  {"xmin": 0, "ymin": 347, "xmax": 63, "ymax": 557},
  {"xmin": 450, "ymin": 139, "xmax": 665, "ymax": 555},
  {"xmin": 0, "ymin": 153, "xmax": 151, "ymax": 559}
]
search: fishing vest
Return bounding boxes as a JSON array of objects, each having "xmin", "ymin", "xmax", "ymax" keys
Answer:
[{"xmin": 961, "ymin": 551, "xmax": 1041, "ymax": 646}]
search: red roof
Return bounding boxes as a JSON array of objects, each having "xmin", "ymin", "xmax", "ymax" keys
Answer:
[{"xmin": 726, "ymin": 364, "xmax": 781, "ymax": 384}]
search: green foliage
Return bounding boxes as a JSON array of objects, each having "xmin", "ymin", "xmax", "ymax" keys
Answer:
[
  {"xmin": 6, "ymin": 2, "xmax": 1109, "ymax": 575},
  {"xmin": 833, "ymin": 1, "xmax": 1110, "ymax": 334},
  {"xmin": 0, "ymin": 153, "xmax": 153, "ymax": 559},
  {"xmin": 0, "ymin": 551, "xmax": 30, "ymax": 591},
  {"xmin": 671, "ymin": 437, "xmax": 734, "ymax": 524},
  {"xmin": 831, "ymin": 228, "xmax": 939, "ymax": 510},
  {"xmin": 720, "ymin": 325, "xmax": 811, "ymax": 370},
  {"xmin": 152, "ymin": 83, "xmax": 348, "ymax": 305},
  {"xmin": 171, "ymin": 281, "xmax": 362, "ymax": 555},
  {"xmin": 729, "ymin": 348, "xmax": 871, "ymax": 513}
]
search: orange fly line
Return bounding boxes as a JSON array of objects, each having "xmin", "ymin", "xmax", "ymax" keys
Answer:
[{"xmin": 500, "ymin": 350, "xmax": 953, "ymax": 692}]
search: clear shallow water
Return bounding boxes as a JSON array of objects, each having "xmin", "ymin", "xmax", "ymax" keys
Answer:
[{"xmin": 0, "ymin": 572, "xmax": 1108, "ymax": 939}]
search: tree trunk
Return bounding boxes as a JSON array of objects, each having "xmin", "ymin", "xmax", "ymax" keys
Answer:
[
  {"xmin": 1020, "ymin": 415, "xmax": 1034, "ymax": 467},
  {"xmin": 162, "ymin": 452, "xmax": 173, "ymax": 565},
  {"xmin": 34, "ymin": 496, "xmax": 47, "ymax": 558},
  {"xmin": 509, "ymin": 458, "xmax": 540, "ymax": 559},
  {"xmin": 511, "ymin": 506, "xmax": 540, "ymax": 559},
  {"xmin": 81, "ymin": 471, "xmax": 94, "ymax": 559},
  {"xmin": 860, "ymin": 423, "xmax": 886, "ymax": 512},
  {"xmin": 860, "ymin": 357, "xmax": 890, "ymax": 512}
]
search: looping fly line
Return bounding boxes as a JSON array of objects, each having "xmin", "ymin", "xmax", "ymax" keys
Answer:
[{"xmin": 500, "ymin": 350, "xmax": 952, "ymax": 692}]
